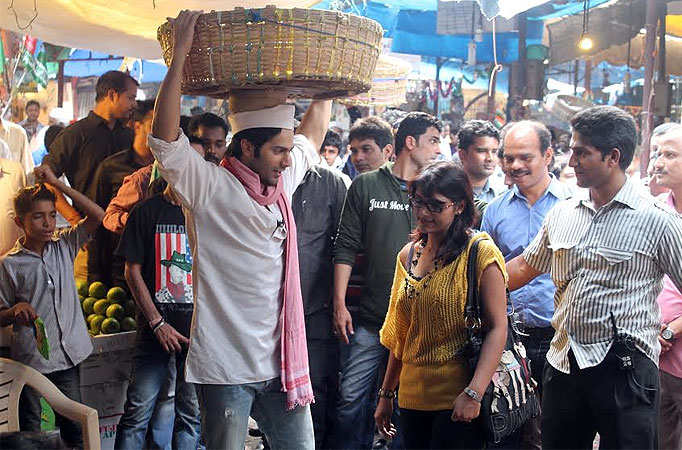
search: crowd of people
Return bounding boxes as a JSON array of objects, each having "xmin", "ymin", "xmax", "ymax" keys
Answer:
[{"xmin": 1, "ymin": 10, "xmax": 682, "ymax": 450}]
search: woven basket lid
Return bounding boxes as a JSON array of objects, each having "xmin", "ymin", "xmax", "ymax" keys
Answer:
[{"xmin": 158, "ymin": 6, "xmax": 384, "ymax": 99}]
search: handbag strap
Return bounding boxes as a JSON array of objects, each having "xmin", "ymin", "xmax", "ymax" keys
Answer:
[{"xmin": 464, "ymin": 235, "xmax": 484, "ymax": 332}]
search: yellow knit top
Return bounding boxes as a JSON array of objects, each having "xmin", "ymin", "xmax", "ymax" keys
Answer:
[{"xmin": 379, "ymin": 233, "xmax": 507, "ymax": 411}]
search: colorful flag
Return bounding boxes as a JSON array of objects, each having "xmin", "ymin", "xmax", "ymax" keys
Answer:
[
  {"xmin": 20, "ymin": 46, "xmax": 47, "ymax": 88},
  {"xmin": 0, "ymin": 37, "xmax": 4, "ymax": 75}
]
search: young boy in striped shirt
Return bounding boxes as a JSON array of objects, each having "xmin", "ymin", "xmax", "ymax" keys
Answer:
[{"xmin": 0, "ymin": 165, "xmax": 104, "ymax": 448}]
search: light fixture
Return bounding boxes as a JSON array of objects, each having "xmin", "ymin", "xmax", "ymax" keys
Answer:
[
  {"xmin": 578, "ymin": 0, "xmax": 593, "ymax": 52},
  {"xmin": 578, "ymin": 35, "xmax": 594, "ymax": 51},
  {"xmin": 474, "ymin": 26, "xmax": 484, "ymax": 43},
  {"xmin": 467, "ymin": 40, "xmax": 477, "ymax": 66}
]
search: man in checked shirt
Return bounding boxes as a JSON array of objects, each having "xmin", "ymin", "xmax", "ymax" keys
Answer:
[{"xmin": 506, "ymin": 106, "xmax": 682, "ymax": 449}]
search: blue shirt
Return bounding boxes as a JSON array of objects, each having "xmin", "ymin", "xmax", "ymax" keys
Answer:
[{"xmin": 481, "ymin": 176, "xmax": 573, "ymax": 328}]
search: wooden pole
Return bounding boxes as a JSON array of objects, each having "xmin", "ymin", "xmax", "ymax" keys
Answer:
[
  {"xmin": 584, "ymin": 59, "xmax": 592, "ymax": 96},
  {"xmin": 435, "ymin": 57, "xmax": 443, "ymax": 118},
  {"xmin": 57, "ymin": 60, "xmax": 64, "ymax": 107},
  {"xmin": 573, "ymin": 60, "xmax": 580, "ymax": 96},
  {"xmin": 517, "ymin": 13, "xmax": 527, "ymax": 98},
  {"xmin": 641, "ymin": 0, "xmax": 660, "ymax": 178},
  {"xmin": 658, "ymin": 2, "xmax": 667, "ymax": 83}
]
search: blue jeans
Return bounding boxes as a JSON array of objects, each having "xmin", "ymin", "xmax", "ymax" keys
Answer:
[
  {"xmin": 145, "ymin": 354, "xmax": 177, "ymax": 450},
  {"xmin": 333, "ymin": 324, "xmax": 403, "ymax": 449},
  {"xmin": 196, "ymin": 378, "xmax": 314, "ymax": 450},
  {"xmin": 114, "ymin": 330, "xmax": 200, "ymax": 450}
]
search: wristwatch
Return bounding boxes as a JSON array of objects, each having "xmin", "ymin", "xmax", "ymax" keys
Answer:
[
  {"xmin": 662, "ymin": 326, "xmax": 675, "ymax": 342},
  {"xmin": 464, "ymin": 387, "xmax": 482, "ymax": 403}
]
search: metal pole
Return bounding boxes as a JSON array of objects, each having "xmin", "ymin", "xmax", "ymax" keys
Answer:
[{"xmin": 641, "ymin": 0, "xmax": 660, "ymax": 178}]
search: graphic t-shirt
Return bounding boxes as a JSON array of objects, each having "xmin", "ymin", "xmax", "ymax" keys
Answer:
[{"xmin": 116, "ymin": 193, "xmax": 193, "ymax": 335}]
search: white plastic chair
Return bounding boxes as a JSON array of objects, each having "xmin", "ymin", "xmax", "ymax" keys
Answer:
[{"xmin": 0, "ymin": 357, "xmax": 100, "ymax": 450}]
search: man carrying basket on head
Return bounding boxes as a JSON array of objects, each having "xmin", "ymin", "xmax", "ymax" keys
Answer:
[{"xmin": 149, "ymin": 10, "xmax": 332, "ymax": 450}]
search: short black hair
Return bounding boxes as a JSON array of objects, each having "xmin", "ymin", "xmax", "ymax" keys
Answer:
[
  {"xmin": 348, "ymin": 117, "xmax": 393, "ymax": 151},
  {"xmin": 25, "ymin": 100, "xmax": 40, "ymax": 110},
  {"xmin": 227, "ymin": 128, "xmax": 283, "ymax": 159},
  {"xmin": 570, "ymin": 105, "xmax": 637, "ymax": 171},
  {"xmin": 95, "ymin": 71, "xmax": 139, "ymax": 102},
  {"xmin": 457, "ymin": 120, "xmax": 500, "ymax": 153},
  {"xmin": 188, "ymin": 134, "xmax": 205, "ymax": 148},
  {"xmin": 180, "ymin": 115, "xmax": 192, "ymax": 135},
  {"xmin": 394, "ymin": 112, "xmax": 442, "ymax": 156},
  {"xmin": 14, "ymin": 184, "xmax": 56, "ymax": 219},
  {"xmin": 505, "ymin": 120, "xmax": 552, "ymax": 155},
  {"xmin": 188, "ymin": 113, "xmax": 229, "ymax": 139},
  {"xmin": 130, "ymin": 99, "xmax": 155, "ymax": 124},
  {"xmin": 322, "ymin": 129, "xmax": 342, "ymax": 152},
  {"xmin": 44, "ymin": 125, "xmax": 64, "ymax": 152}
]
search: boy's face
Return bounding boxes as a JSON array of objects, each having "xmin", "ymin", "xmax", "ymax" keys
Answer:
[{"xmin": 16, "ymin": 200, "xmax": 57, "ymax": 243}]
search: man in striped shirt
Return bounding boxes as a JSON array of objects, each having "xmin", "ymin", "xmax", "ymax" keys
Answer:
[{"xmin": 507, "ymin": 106, "xmax": 682, "ymax": 449}]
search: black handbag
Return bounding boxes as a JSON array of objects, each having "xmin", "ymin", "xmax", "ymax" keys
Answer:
[{"xmin": 456, "ymin": 236, "xmax": 541, "ymax": 444}]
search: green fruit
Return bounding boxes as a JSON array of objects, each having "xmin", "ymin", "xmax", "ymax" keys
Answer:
[
  {"xmin": 90, "ymin": 315, "xmax": 105, "ymax": 334},
  {"xmin": 106, "ymin": 304, "xmax": 125, "ymax": 321},
  {"xmin": 86, "ymin": 313, "xmax": 97, "ymax": 325},
  {"xmin": 124, "ymin": 300, "xmax": 136, "ymax": 316},
  {"xmin": 101, "ymin": 318, "xmax": 121, "ymax": 334},
  {"xmin": 82, "ymin": 297, "xmax": 97, "ymax": 314},
  {"xmin": 93, "ymin": 299, "xmax": 111, "ymax": 316},
  {"xmin": 76, "ymin": 280, "xmax": 89, "ymax": 297},
  {"xmin": 88, "ymin": 282, "xmax": 108, "ymax": 299},
  {"xmin": 106, "ymin": 287, "xmax": 127, "ymax": 304},
  {"xmin": 121, "ymin": 317, "xmax": 137, "ymax": 332},
  {"xmin": 79, "ymin": 295, "xmax": 85, "ymax": 303}
]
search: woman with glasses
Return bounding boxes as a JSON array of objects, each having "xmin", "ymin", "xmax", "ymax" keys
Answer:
[{"xmin": 374, "ymin": 160, "xmax": 508, "ymax": 449}]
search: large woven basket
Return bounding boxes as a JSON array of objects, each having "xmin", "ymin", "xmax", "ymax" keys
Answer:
[
  {"xmin": 550, "ymin": 94, "xmax": 594, "ymax": 122},
  {"xmin": 338, "ymin": 55, "xmax": 412, "ymax": 107},
  {"xmin": 158, "ymin": 6, "xmax": 383, "ymax": 99}
]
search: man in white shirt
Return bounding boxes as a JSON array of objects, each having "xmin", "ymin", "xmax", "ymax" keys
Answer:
[
  {"xmin": 0, "ymin": 157, "xmax": 26, "ymax": 254},
  {"xmin": 0, "ymin": 117, "xmax": 33, "ymax": 174},
  {"xmin": 148, "ymin": 11, "xmax": 331, "ymax": 450}
]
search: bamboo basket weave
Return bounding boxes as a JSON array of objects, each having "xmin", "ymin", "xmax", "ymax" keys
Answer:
[
  {"xmin": 157, "ymin": 6, "xmax": 383, "ymax": 99},
  {"xmin": 338, "ymin": 55, "xmax": 412, "ymax": 106}
]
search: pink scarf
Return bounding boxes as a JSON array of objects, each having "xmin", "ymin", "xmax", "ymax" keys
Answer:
[{"xmin": 221, "ymin": 156, "xmax": 314, "ymax": 409}]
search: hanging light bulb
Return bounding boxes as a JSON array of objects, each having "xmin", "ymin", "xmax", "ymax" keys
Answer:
[
  {"xmin": 578, "ymin": 34, "xmax": 594, "ymax": 51},
  {"xmin": 578, "ymin": 1, "xmax": 593, "ymax": 52},
  {"xmin": 467, "ymin": 40, "xmax": 477, "ymax": 66},
  {"xmin": 474, "ymin": 26, "xmax": 484, "ymax": 43}
]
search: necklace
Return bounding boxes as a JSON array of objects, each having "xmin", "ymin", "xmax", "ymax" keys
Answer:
[{"xmin": 404, "ymin": 241, "xmax": 442, "ymax": 302}]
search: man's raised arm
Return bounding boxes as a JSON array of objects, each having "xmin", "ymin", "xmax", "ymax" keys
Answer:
[
  {"xmin": 297, "ymin": 100, "xmax": 332, "ymax": 151},
  {"xmin": 152, "ymin": 10, "xmax": 203, "ymax": 142}
]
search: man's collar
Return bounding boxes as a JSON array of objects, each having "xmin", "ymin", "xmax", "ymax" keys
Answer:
[
  {"xmin": 308, "ymin": 164, "xmax": 322, "ymax": 178},
  {"xmin": 611, "ymin": 178, "xmax": 640, "ymax": 209},
  {"xmin": 510, "ymin": 174, "xmax": 568, "ymax": 202},
  {"xmin": 88, "ymin": 111, "xmax": 126, "ymax": 129},
  {"xmin": 576, "ymin": 177, "xmax": 639, "ymax": 211}
]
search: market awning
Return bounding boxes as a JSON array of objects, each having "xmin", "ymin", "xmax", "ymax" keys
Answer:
[{"xmin": 0, "ymin": 0, "xmax": 318, "ymax": 60}]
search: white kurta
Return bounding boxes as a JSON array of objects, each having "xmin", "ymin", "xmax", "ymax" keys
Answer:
[{"xmin": 149, "ymin": 130, "xmax": 318, "ymax": 384}]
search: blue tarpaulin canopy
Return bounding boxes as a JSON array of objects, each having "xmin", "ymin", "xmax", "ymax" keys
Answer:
[{"xmin": 63, "ymin": 50, "xmax": 168, "ymax": 83}]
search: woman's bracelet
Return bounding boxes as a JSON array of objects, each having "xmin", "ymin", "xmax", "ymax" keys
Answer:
[
  {"xmin": 152, "ymin": 319, "xmax": 166, "ymax": 334},
  {"xmin": 377, "ymin": 388, "xmax": 396, "ymax": 399}
]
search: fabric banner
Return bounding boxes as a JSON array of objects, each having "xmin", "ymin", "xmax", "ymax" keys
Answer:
[{"xmin": 20, "ymin": 46, "xmax": 48, "ymax": 88}]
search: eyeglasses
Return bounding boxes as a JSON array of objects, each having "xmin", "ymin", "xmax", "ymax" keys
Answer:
[{"xmin": 408, "ymin": 195, "xmax": 456, "ymax": 214}]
